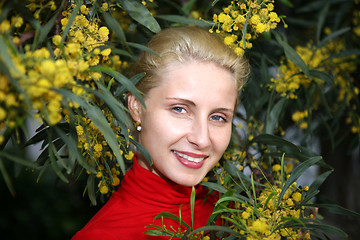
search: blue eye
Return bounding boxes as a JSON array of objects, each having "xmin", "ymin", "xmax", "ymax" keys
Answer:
[
  {"xmin": 173, "ymin": 106, "xmax": 186, "ymax": 113},
  {"xmin": 210, "ymin": 115, "xmax": 226, "ymax": 122}
]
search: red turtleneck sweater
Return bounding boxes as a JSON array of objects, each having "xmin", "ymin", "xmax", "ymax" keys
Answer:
[{"xmin": 72, "ymin": 156, "xmax": 218, "ymax": 240}]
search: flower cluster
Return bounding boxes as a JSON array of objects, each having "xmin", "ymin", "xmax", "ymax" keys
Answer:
[
  {"xmin": 0, "ymin": 1, "xmax": 132, "ymax": 197},
  {"xmin": 268, "ymin": 36, "xmax": 359, "ymax": 134},
  {"xmin": 227, "ymin": 180, "xmax": 312, "ymax": 240},
  {"xmin": 27, "ymin": 0, "xmax": 57, "ymax": 19},
  {"xmin": 56, "ymin": 4, "xmax": 128, "ymax": 83},
  {"xmin": 291, "ymin": 110, "xmax": 309, "ymax": 130},
  {"xmin": 211, "ymin": 0, "xmax": 282, "ymax": 55},
  {"xmin": 269, "ymin": 39, "xmax": 358, "ymax": 100},
  {"xmin": 75, "ymin": 109, "xmax": 134, "ymax": 195}
]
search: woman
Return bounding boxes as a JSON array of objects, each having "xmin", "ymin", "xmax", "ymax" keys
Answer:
[{"xmin": 72, "ymin": 26, "xmax": 249, "ymax": 240}]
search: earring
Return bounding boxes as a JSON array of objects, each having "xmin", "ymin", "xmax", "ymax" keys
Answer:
[{"xmin": 135, "ymin": 121, "xmax": 141, "ymax": 131}]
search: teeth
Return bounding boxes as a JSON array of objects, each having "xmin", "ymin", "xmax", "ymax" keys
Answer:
[{"xmin": 173, "ymin": 151, "xmax": 205, "ymax": 163}]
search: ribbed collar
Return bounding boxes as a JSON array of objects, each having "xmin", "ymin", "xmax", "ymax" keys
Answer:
[{"xmin": 118, "ymin": 155, "xmax": 208, "ymax": 208}]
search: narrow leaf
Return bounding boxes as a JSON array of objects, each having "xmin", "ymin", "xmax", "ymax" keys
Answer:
[
  {"xmin": 155, "ymin": 15, "xmax": 212, "ymax": 28},
  {"xmin": 127, "ymin": 42, "xmax": 160, "ymax": 57},
  {"xmin": 90, "ymin": 66, "xmax": 145, "ymax": 107},
  {"xmin": 316, "ymin": 3, "xmax": 330, "ymax": 43},
  {"xmin": 190, "ymin": 225, "xmax": 241, "ymax": 237},
  {"xmin": 87, "ymin": 174, "xmax": 97, "ymax": 205},
  {"xmin": 265, "ymin": 98, "xmax": 286, "ymax": 134},
  {"xmin": 117, "ymin": 0, "xmax": 160, "ymax": 33},
  {"xmin": 153, "ymin": 212, "xmax": 191, "ymax": 229},
  {"xmin": 129, "ymin": 137, "xmax": 152, "ymax": 166},
  {"xmin": 0, "ymin": 158, "xmax": 16, "ymax": 196},
  {"xmin": 190, "ymin": 186, "xmax": 195, "ymax": 229},
  {"xmin": 309, "ymin": 70, "xmax": 334, "ymax": 84},
  {"xmin": 48, "ymin": 140, "xmax": 69, "ymax": 183},
  {"xmin": 277, "ymin": 156, "xmax": 322, "ymax": 207},
  {"xmin": 274, "ymin": 32, "xmax": 312, "ymax": 81},
  {"xmin": 102, "ymin": 11, "xmax": 127, "ymax": 45},
  {"xmin": 61, "ymin": 1, "xmax": 81, "ymax": 43},
  {"xmin": 0, "ymin": 151, "xmax": 38, "ymax": 168},
  {"xmin": 37, "ymin": 7, "xmax": 62, "ymax": 46},
  {"xmin": 302, "ymin": 170, "xmax": 333, "ymax": 203},
  {"xmin": 318, "ymin": 27, "xmax": 350, "ymax": 49}
]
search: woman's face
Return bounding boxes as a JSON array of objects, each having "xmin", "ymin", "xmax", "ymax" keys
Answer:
[{"xmin": 128, "ymin": 61, "xmax": 237, "ymax": 186}]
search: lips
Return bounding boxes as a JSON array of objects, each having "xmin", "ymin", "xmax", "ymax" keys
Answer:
[
  {"xmin": 173, "ymin": 150, "xmax": 207, "ymax": 162},
  {"xmin": 172, "ymin": 150, "xmax": 208, "ymax": 169}
]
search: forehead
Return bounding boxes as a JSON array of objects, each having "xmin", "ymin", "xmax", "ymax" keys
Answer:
[{"xmin": 146, "ymin": 61, "xmax": 237, "ymax": 107}]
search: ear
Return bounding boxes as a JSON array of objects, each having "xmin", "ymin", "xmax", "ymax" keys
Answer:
[{"xmin": 127, "ymin": 93, "xmax": 143, "ymax": 123}]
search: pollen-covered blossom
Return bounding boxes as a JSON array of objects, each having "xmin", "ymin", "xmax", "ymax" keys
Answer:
[
  {"xmin": 75, "ymin": 108, "xmax": 132, "ymax": 195},
  {"xmin": 211, "ymin": 0, "xmax": 282, "ymax": 55},
  {"xmin": 222, "ymin": 179, "xmax": 312, "ymax": 239},
  {"xmin": 267, "ymin": 36, "xmax": 359, "ymax": 133},
  {"xmin": 291, "ymin": 110, "xmax": 309, "ymax": 129}
]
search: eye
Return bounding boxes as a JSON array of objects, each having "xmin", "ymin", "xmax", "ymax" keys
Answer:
[
  {"xmin": 210, "ymin": 115, "xmax": 227, "ymax": 122},
  {"xmin": 172, "ymin": 106, "xmax": 187, "ymax": 114}
]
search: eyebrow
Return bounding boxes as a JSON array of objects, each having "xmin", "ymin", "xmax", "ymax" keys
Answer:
[{"xmin": 165, "ymin": 97, "xmax": 234, "ymax": 113}]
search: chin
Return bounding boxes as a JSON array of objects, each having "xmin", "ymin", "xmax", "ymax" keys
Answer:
[{"xmin": 172, "ymin": 175, "xmax": 203, "ymax": 187}]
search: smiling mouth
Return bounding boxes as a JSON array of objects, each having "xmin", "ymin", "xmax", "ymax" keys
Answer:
[{"xmin": 172, "ymin": 150, "xmax": 207, "ymax": 163}]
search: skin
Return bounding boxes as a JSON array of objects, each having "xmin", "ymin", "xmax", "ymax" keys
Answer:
[{"xmin": 128, "ymin": 61, "xmax": 237, "ymax": 187}]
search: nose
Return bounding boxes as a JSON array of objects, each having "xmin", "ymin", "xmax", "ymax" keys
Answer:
[{"xmin": 187, "ymin": 117, "xmax": 211, "ymax": 149}]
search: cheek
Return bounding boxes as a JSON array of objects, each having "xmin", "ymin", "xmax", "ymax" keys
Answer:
[{"xmin": 213, "ymin": 127, "xmax": 232, "ymax": 153}]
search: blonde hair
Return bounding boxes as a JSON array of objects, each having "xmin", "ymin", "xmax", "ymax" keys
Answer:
[{"xmin": 133, "ymin": 26, "xmax": 249, "ymax": 95}]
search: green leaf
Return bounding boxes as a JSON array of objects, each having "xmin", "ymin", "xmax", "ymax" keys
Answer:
[
  {"xmin": 211, "ymin": 0, "xmax": 221, "ymax": 7},
  {"xmin": 309, "ymin": 70, "xmax": 334, "ymax": 84},
  {"xmin": 57, "ymin": 89, "xmax": 124, "ymax": 173},
  {"xmin": 201, "ymin": 182, "xmax": 229, "ymax": 194},
  {"xmin": 265, "ymin": 98, "xmax": 286, "ymax": 134},
  {"xmin": 190, "ymin": 186, "xmax": 195, "ymax": 229},
  {"xmin": 152, "ymin": 212, "xmax": 191, "ymax": 229},
  {"xmin": 86, "ymin": 104, "xmax": 126, "ymax": 174},
  {"xmin": 242, "ymin": 10, "xmax": 251, "ymax": 51},
  {"xmin": 48, "ymin": 139, "xmax": 69, "ymax": 183},
  {"xmin": 308, "ymin": 203, "xmax": 360, "ymax": 219},
  {"xmin": 302, "ymin": 170, "xmax": 333, "ymax": 203},
  {"xmin": 316, "ymin": 3, "xmax": 330, "ymax": 43},
  {"xmin": 190, "ymin": 225, "xmax": 241, "ymax": 237},
  {"xmin": 215, "ymin": 196, "xmax": 247, "ymax": 206},
  {"xmin": 111, "ymin": 48, "xmax": 134, "ymax": 58},
  {"xmin": 102, "ymin": 11, "xmax": 127, "ymax": 45},
  {"xmin": 315, "ymin": 82, "xmax": 332, "ymax": 117},
  {"xmin": 35, "ymin": 138, "xmax": 65, "ymax": 166},
  {"xmin": 274, "ymin": 32, "xmax": 312, "ymax": 81},
  {"xmin": 53, "ymin": 126, "xmax": 95, "ymax": 174},
  {"xmin": 129, "ymin": 137, "xmax": 152, "ymax": 166},
  {"xmin": 91, "ymin": 82, "xmax": 132, "ymax": 141},
  {"xmin": 0, "ymin": 36, "xmax": 20, "ymax": 74},
  {"xmin": 115, "ymin": 72, "xmax": 145, "ymax": 97},
  {"xmin": 0, "ymin": 158, "xmax": 16, "ymax": 197},
  {"xmin": 117, "ymin": 0, "xmax": 161, "ymax": 33},
  {"xmin": 61, "ymin": 1, "xmax": 81, "ymax": 43},
  {"xmin": 127, "ymin": 42, "xmax": 160, "ymax": 57},
  {"xmin": 0, "ymin": 151, "xmax": 38, "ymax": 168},
  {"xmin": 87, "ymin": 174, "xmax": 97, "ymax": 206},
  {"xmin": 155, "ymin": 15, "xmax": 212, "ymax": 28},
  {"xmin": 250, "ymin": 134, "xmax": 319, "ymax": 162},
  {"xmin": 182, "ymin": 0, "xmax": 196, "ymax": 15},
  {"xmin": 318, "ymin": 27, "xmax": 350, "ymax": 49},
  {"xmin": 277, "ymin": 156, "xmax": 323, "ymax": 207},
  {"xmin": 143, "ymin": 230, "xmax": 177, "ymax": 237},
  {"xmin": 90, "ymin": 66, "xmax": 145, "ymax": 107},
  {"xmin": 37, "ymin": 4, "xmax": 63, "ymax": 47},
  {"xmin": 306, "ymin": 223, "xmax": 348, "ymax": 237},
  {"xmin": 279, "ymin": 0, "xmax": 293, "ymax": 7}
]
